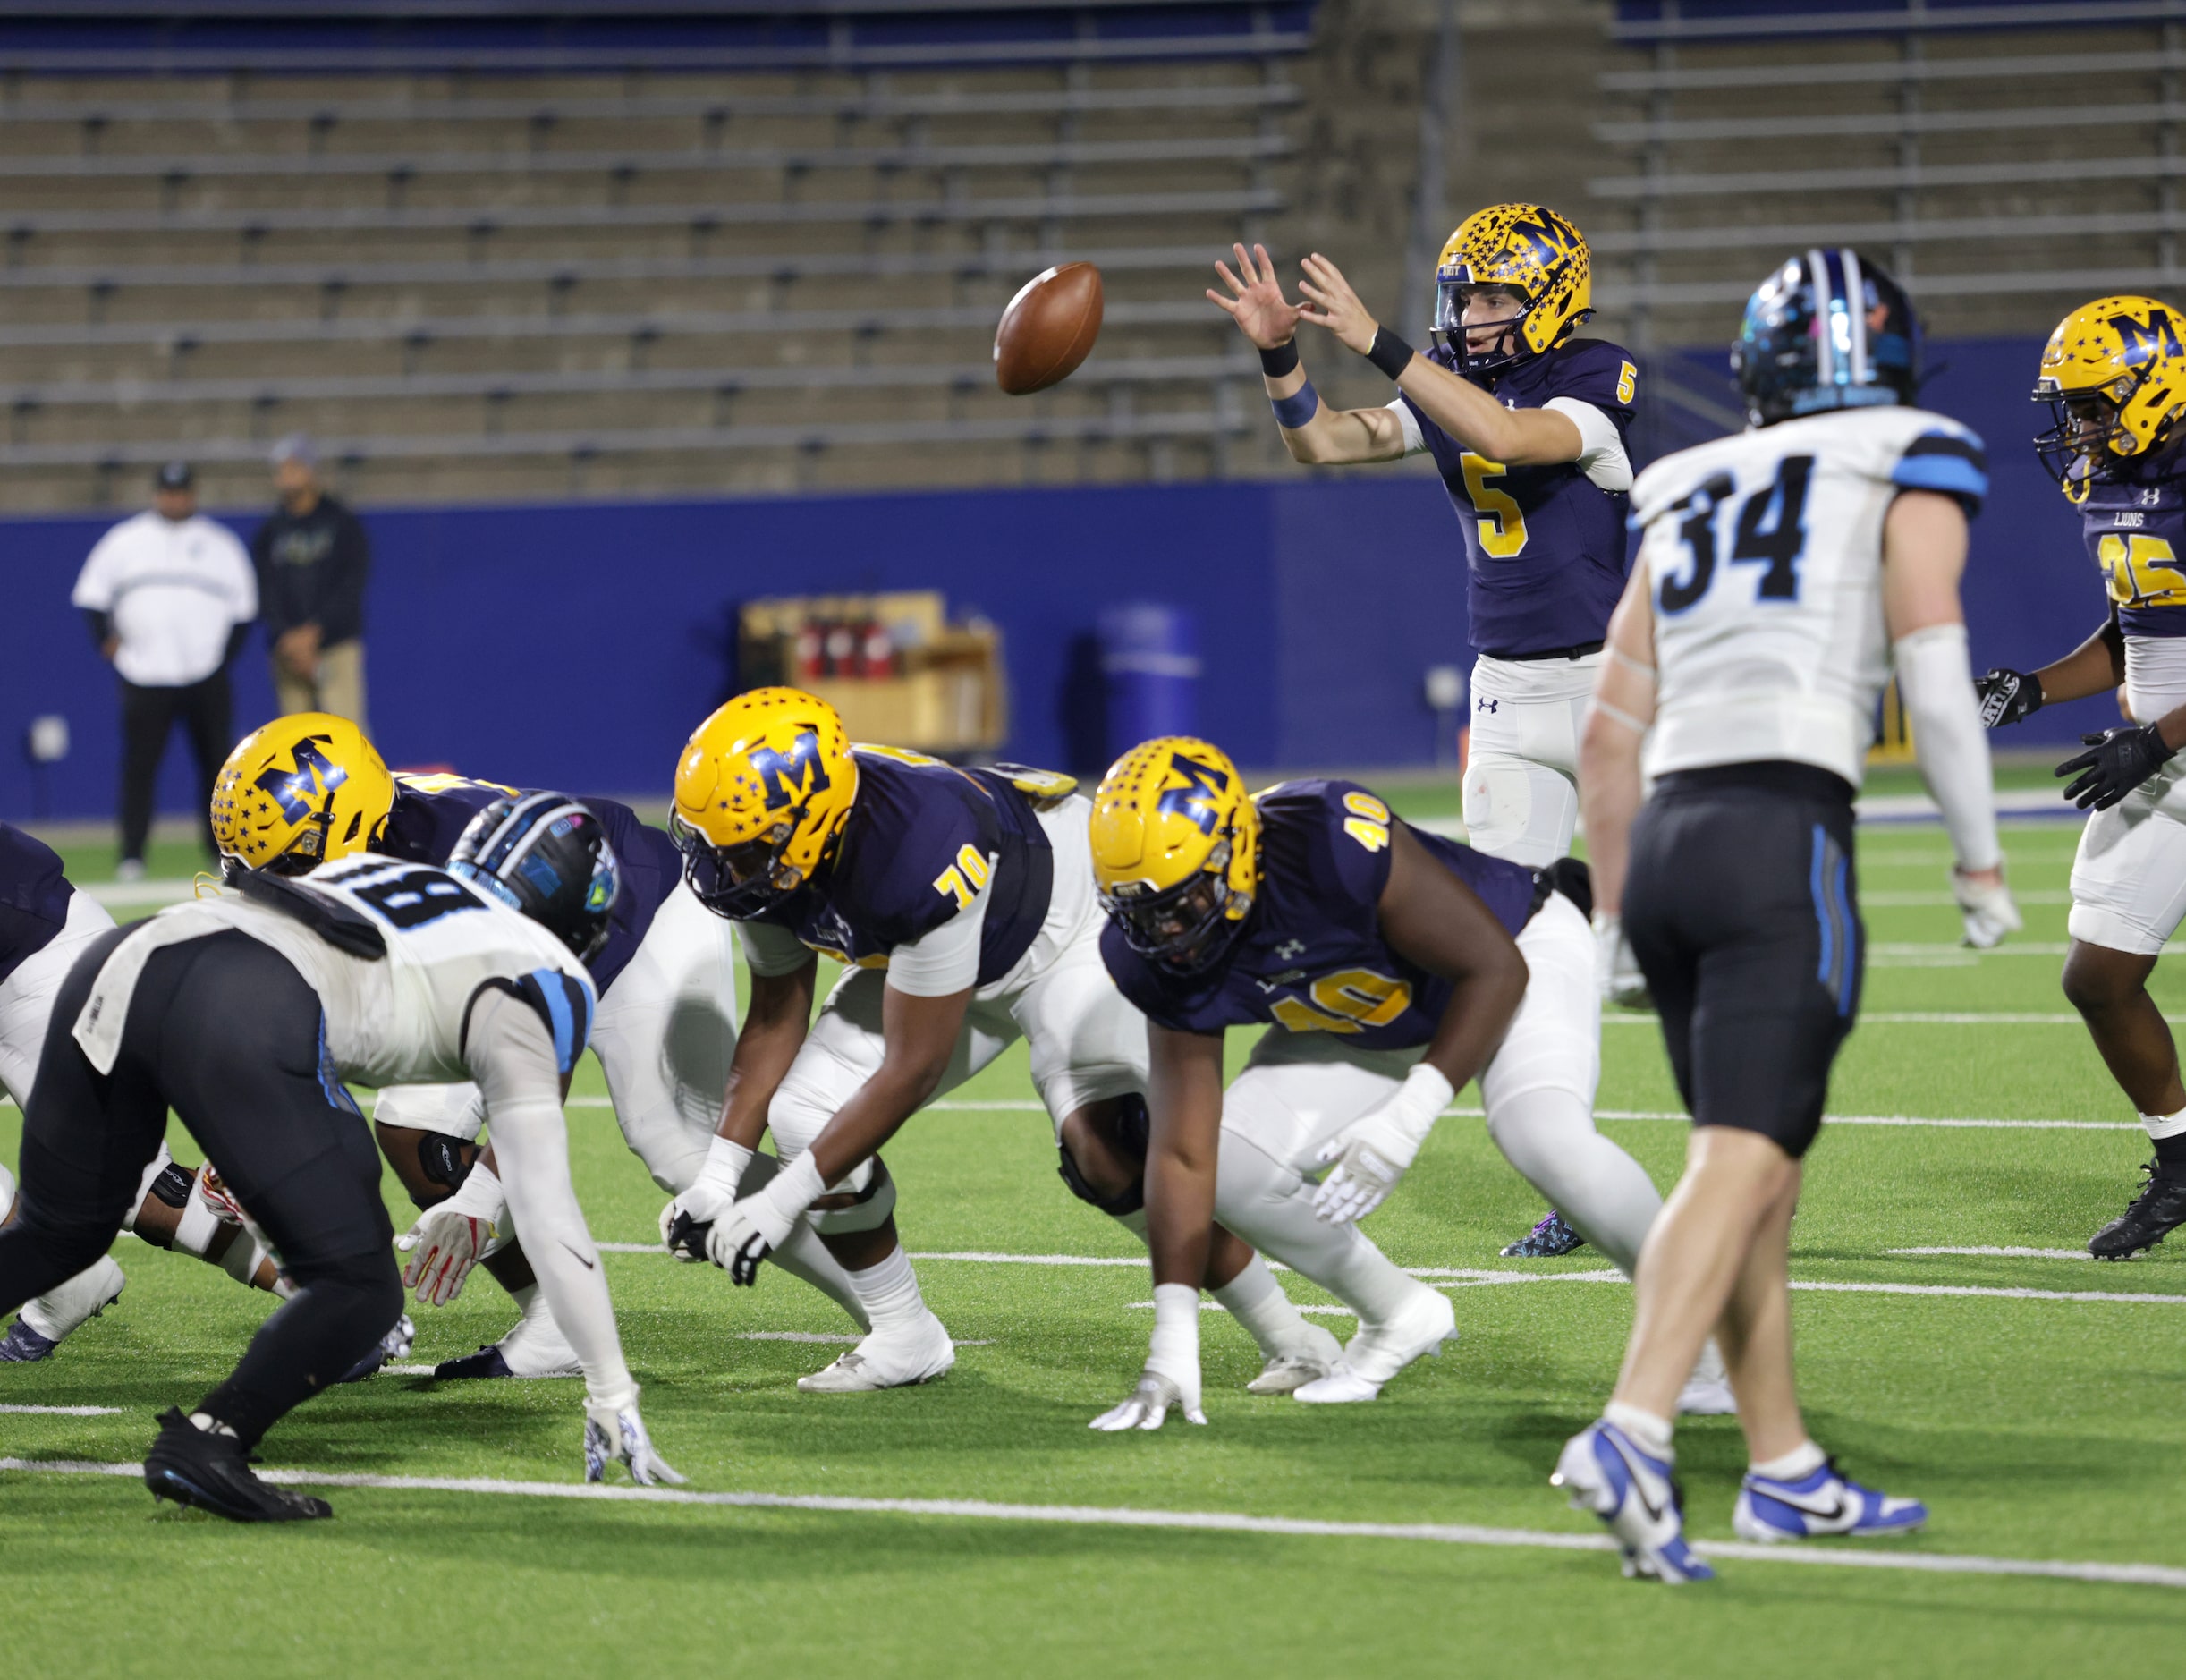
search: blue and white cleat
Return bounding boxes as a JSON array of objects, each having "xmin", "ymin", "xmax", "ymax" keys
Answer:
[
  {"xmin": 0, "ymin": 1319, "xmax": 59, "ymax": 1362},
  {"xmin": 1733, "ymin": 1458, "xmax": 1927, "ymax": 1542},
  {"xmin": 1552, "ymin": 1420, "xmax": 1715, "ymax": 1583},
  {"xmin": 1503, "ymin": 1210, "xmax": 1587, "ymax": 1259},
  {"xmin": 0, "ymin": 1255, "xmax": 127, "ymax": 1362}
]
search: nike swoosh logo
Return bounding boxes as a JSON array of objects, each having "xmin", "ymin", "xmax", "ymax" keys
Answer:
[
  {"xmin": 1760, "ymin": 1483, "xmax": 1851, "ymax": 1523},
  {"xmin": 1608, "ymin": 1435, "xmax": 1668, "ymax": 1522},
  {"xmin": 560, "ymin": 1241, "xmax": 597, "ymax": 1271}
]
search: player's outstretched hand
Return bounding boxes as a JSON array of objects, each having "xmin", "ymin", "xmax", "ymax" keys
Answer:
[
  {"xmin": 1295, "ymin": 253, "xmax": 1379, "ymax": 356},
  {"xmin": 2057, "ymin": 724, "xmax": 2178, "ymax": 810},
  {"xmin": 1311, "ymin": 1111, "xmax": 1419, "ymax": 1225},
  {"xmin": 396, "ymin": 1206, "xmax": 492, "ymax": 1307},
  {"xmin": 1953, "ymin": 866, "xmax": 2022, "ymax": 949},
  {"xmin": 583, "ymin": 1394, "xmax": 686, "ymax": 1487},
  {"xmin": 1089, "ymin": 1367, "xmax": 1207, "ymax": 1432},
  {"xmin": 1207, "ymin": 242, "xmax": 1303, "ymax": 352},
  {"xmin": 1975, "ymin": 667, "xmax": 2043, "ymax": 729},
  {"xmin": 657, "ymin": 1136, "xmax": 754, "ymax": 1261}
]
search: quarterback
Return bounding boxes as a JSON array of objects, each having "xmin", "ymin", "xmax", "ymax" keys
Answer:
[
  {"xmin": 1976, "ymin": 296, "xmax": 2186, "ymax": 1259},
  {"xmin": 660, "ymin": 690, "xmax": 1340, "ymax": 1395}
]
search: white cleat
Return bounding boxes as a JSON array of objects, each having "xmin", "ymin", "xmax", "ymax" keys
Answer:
[
  {"xmin": 1677, "ymin": 1375, "xmax": 1738, "ymax": 1416},
  {"xmin": 1292, "ymin": 1286, "xmax": 1455, "ymax": 1404},
  {"xmin": 797, "ymin": 1311, "xmax": 955, "ymax": 1393},
  {"xmin": 3, "ymin": 1256, "xmax": 127, "ymax": 1359},
  {"xmin": 436, "ymin": 1288, "xmax": 583, "ymax": 1380},
  {"xmin": 1244, "ymin": 1323, "xmax": 1344, "ymax": 1395}
]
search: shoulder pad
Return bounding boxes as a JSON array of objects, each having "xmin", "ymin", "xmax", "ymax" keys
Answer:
[
  {"xmin": 989, "ymin": 762, "xmax": 1079, "ymax": 810},
  {"xmin": 233, "ymin": 868, "xmax": 386, "ymax": 960},
  {"xmin": 472, "ymin": 966, "xmax": 595, "ymax": 1076}
]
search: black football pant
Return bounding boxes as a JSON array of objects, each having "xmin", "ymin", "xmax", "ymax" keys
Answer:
[
  {"xmin": 117, "ymin": 669, "xmax": 231, "ymax": 864},
  {"xmin": 0, "ymin": 927, "xmax": 398, "ymax": 1448}
]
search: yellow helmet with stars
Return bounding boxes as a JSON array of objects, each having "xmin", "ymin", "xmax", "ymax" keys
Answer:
[
  {"xmin": 1435, "ymin": 202, "xmax": 1594, "ymax": 376},
  {"xmin": 2034, "ymin": 295, "xmax": 2186, "ymax": 501},
  {"xmin": 210, "ymin": 712, "xmax": 394, "ymax": 875},
  {"xmin": 671, "ymin": 687, "xmax": 858, "ymax": 917},
  {"xmin": 1089, "ymin": 736, "xmax": 1259, "ymax": 972}
]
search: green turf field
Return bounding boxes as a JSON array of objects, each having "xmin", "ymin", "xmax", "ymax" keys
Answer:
[{"xmin": 5, "ymin": 802, "xmax": 2183, "ymax": 1678}]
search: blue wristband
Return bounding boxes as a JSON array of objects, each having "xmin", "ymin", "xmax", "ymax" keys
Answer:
[{"xmin": 1271, "ymin": 379, "xmax": 1320, "ymax": 429}]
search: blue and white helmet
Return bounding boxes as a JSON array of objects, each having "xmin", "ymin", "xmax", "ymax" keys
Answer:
[
  {"xmin": 1732, "ymin": 248, "xmax": 1921, "ymax": 428},
  {"xmin": 449, "ymin": 792, "xmax": 619, "ymax": 963}
]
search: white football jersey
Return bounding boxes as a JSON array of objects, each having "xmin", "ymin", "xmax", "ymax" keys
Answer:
[
  {"xmin": 72, "ymin": 854, "xmax": 594, "ymax": 1089},
  {"xmin": 1629, "ymin": 404, "xmax": 1987, "ymax": 787}
]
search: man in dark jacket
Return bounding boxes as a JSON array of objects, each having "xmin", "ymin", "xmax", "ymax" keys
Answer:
[{"xmin": 250, "ymin": 435, "xmax": 370, "ymax": 729}]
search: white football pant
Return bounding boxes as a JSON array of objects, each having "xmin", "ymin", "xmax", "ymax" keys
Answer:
[{"xmin": 1461, "ymin": 651, "xmax": 1601, "ymax": 869}]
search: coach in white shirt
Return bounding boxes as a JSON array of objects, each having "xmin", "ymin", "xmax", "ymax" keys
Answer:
[{"xmin": 72, "ymin": 462, "xmax": 257, "ymax": 878}]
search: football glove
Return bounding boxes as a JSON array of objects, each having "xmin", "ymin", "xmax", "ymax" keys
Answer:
[
  {"xmin": 1089, "ymin": 1367, "xmax": 1206, "ymax": 1432},
  {"xmin": 1592, "ymin": 910, "xmax": 1651, "ymax": 1011},
  {"xmin": 1953, "ymin": 866, "xmax": 2021, "ymax": 950},
  {"xmin": 1309, "ymin": 1063, "xmax": 1453, "ymax": 1225},
  {"xmin": 708, "ymin": 1151, "xmax": 825, "ymax": 1285},
  {"xmin": 397, "ymin": 1205, "xmax": 493, "ymax": 1307},
  {"xmin": 1975, "ymin": 667, "xmax": 2043, "ymax": 729},
  {"xmin": 2058, "ymin": 724, "xmax": 2178, "ymax": 811},
  {"xmin": 657, "ymin": 1135, "xmax": 754, "ymax": 1262},
  {"xmin": 192, "ymin": 1162, "xmax": 247, "ymax": 1226},
  {"xmin": 583, "ymin": 1393, "xmax": 685, "ymax": 1487}
]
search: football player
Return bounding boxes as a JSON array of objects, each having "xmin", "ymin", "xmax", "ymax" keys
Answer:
[
  {"xmin": 1082, "ymin": 738, "xmax": 1733, "ymax": 1426},
  {"xmin": 1558, "ymin": 250, "xmax": 2011, "ymax": 1581},
  {"xmin": 658, "ymin": 689, "xmax": 1341, "ymax": 1395},
  {"xmin": 0, "ymin": 794, "xmax": 677, "ymax": 1520},
  {"xmin": 209, "ymin": 713, "xmax": 866, "ymax": 1376},
  {"xmin": 0, "ymin": 819, "xmax": 291, "ymax": 1363},
  {"xmin": 1210, "ymin": 205, "xmax": 1648, "ymax": 1258},
  {"xmin": 1975, "ymin": 296, "xmax": 2186, "ymax": 1258}
]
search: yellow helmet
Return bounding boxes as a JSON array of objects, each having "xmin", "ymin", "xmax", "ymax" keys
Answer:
[
  {"xmin": 1435, "ymin": 203, "xmax": 1594, "ymax": 376},
  {"xmin": 2034, "ymin": 295, "xmax": 2186, "ymax": 501},
  {"xmin": 671, "ymin": 687, "xmax": 859, "ymax": 917},
  {"xmin": 210, "ymin": 712, "xmax": 395, "ymax": 875},
  {"xmin": 1089, "ymin": 736, "xmax": 1259, "ymax": 972}
]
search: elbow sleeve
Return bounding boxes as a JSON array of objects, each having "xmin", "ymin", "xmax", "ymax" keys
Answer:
[{"xmin": 1894, "ymin": 623, "xmax": 2003, "ymax": 873}]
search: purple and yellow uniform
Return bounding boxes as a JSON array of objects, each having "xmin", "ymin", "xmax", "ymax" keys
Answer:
[
  {"xmin": 0, "ymin": 823, "xmax": 74, "ymax": 986},
  {"xmin": 740, "ymin": 750, "xmax": 1054, "ymax": 984},
  {"xmin": 1099, "ymin": 779, "xmax": 1536, "ymax": 1046},
  {"xmin": 2079, "ymin": 463, "xmax": 2186, "ymax": 639}
]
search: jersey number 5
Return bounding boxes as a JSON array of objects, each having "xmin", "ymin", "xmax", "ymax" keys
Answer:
[
  {"xmin": 1657, "ymin": 454, "xmax": 1814, "ymax": 615},
  {"xmin": 1460, "ymin": 454, "xmax": 1529, "ymax": 559}
]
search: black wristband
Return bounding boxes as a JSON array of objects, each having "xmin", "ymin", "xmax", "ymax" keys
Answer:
[
  {"xmin": 1365, "ymin": 326, "xmax": 1416, "ymax": 382},
  {"xmin": 1258, "ymin": 339, "xmax": 1300, "ymax": 378}
]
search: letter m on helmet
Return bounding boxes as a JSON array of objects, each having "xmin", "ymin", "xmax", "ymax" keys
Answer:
[
  {"xmin": 1157, "ymin": 755, "xmax": 1228, "ymax": 836},
  {"xmin": 749, "ymin": 731, "xmax": 833, "ymax": 810},
  {"xmin": 256, "ymin": 736, "xmax": 348, "ymax": 823}
]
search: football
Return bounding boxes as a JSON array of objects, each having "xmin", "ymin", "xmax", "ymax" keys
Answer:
[{"xmin": 993, "ymin": 261, "xmax": 1104, "ymax": 395}]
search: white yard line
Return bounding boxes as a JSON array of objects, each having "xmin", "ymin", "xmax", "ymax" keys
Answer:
[
  {"xmin": 0, "ymin": 1404, "xmax": 123, "ymax": 1416},
  {"xmin": 4, "ymin": 1455, "xmax": 2180, "ymax": 1590},
  {"xmin": 1890, "ymin": 1246, "xmax": 2092, "ymax": 1261},
  {"xmin": 1861, "ymin": 890, "xmax": 2073, "ymax": 907}
]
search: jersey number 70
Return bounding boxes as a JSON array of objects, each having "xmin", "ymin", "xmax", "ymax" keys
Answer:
[{"xmin": 1656, "ymin": 454, "xmax": 1814, "ymax": 615}]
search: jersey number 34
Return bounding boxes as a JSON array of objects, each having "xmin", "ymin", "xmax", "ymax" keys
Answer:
[{"xmin": 1656, "ymin": 454, "xmax": 1814, "ymax": 615}]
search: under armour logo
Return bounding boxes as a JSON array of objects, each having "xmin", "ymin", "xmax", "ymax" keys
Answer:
[
  {"xmin": 2144, "ymin": 486, "xmax": 2165, "ymax": 506},
  {"xmin": 1275, "ymin": 939, "xmax": 1307, "ymax": 960},
  {"xmin": 1476, "ymin": 696, "xmax": 1499, "ymax": 714}
]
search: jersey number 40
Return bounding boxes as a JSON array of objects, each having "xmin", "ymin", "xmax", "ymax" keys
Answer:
[{"xmin": 1657, "ymin": 454, "xmax": 1813, "ymax": 615}]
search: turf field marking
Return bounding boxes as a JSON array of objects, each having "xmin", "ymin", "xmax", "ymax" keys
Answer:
[
  {"xmin": 1889, "ymin": 1246, "xmax": 2092, "ymax": 1260},
  {"xmin": 7, "ymin": 1457, "xmax": 2183, "ymax": 1591},
  {"xmin": 910, "ymin": 1250, "xmax": 1144, "ymax": 1267},
  {"xmin": 0, "ymin": 1404, "xmax": 123, "ymax": 1416},
  {"xmin": 599, "ymin": 1241, "xmax": 665, "ymax": 1252},
  {"xmin": 1862, "ymin": 889, "xmax": 2072, "ymax": 906}
]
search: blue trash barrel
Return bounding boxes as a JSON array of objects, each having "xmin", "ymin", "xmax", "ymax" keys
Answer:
[{"xmin": 1098, "ymin": 603, "xmax": 1201, "ymax": 755}]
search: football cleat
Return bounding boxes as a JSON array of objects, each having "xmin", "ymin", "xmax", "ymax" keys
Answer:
[
  {"xmin": 797, "ymin": 1312, "xmax": 954, "ymax": 1393},
  {"xmin": 143, "ymin": 1408, "xmax": 331, "ymax": 1523},
  {"xmin": 337, "ymin": 1312, "xmax": 415, "ymax": 1384},
  {"xmin": 1552, "ymin": 1420, "xmax": 1715, "ymax": 1583},
  {"xmin": 2089, "ymin": 1158, "xmax": 2186, "ymax": 1260},
  {"xmin": 435, "ymin": 1290, "xmax": 582, "ymax": 1379},
  {"xmin": 1292, "ymin": 1286, "xmax": 1454, "ymax": 1404},
  {"xmin": 1503, "ymin": 1210, "xmax": 1587, "ymax": 1259},
  {"xmin": 1, "ymin": 1255, "xmax": 127, "ymax": 1360},
  {"xmin": 1244, "ymin": 1323, "xmax": 1344, "ymax": 1396},
  {"xmin": 1676, "ymin": 1373, "xmax": 1739, "ymax": 1417},
  {"xmin": 1733, "ymin": 1457, "xmax": 1927, "ymax": 1542}
]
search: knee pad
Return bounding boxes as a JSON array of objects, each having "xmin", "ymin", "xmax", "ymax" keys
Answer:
[
  {"xmin": 408, "ymin": 1134, "xmax": 476, "ymax": 1210},
  {"xmin": 128, "ymin": 1156, "xmax": 201, "ymax": 1251},
  {"xmin": 1462, "ymin": 757, "xmax": 1576, "ymax": 869},
  {"xmin": 809, "ymin": 1154, "xmax": 897, "ymax": 1235},
  {"xmin": 1057, "ymin": 1143, "xmax": 1144, "ymax": 1218}
]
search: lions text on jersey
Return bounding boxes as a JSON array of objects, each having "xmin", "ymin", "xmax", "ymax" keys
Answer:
[
  {"xmin": 1100, "ymin": 780, "xmax": 1536, "ymax": 1046},
  {"xmin": 1394, "ymin": 339, "xmax": 1640, "ymax": 658},
  {"xmin": 740, "ymin": 748, "xmax": 1054, "ymax": 987},
  {"xmin": 376, "ymin": 773, "xmax": 682, "ymax": 993},
  {"xmin": 1631, "ymin": 405, "xmax": 1987, "ymax": 788}
]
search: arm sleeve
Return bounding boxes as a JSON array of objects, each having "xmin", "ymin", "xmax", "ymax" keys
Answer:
[
  {"xmin": 1385, "ymin": 397, "xmax": 1428, "ymax": 458},
  {"xmin": 465, "ymin": 986, "xmax": 636, "ymax": 1412},
  {"xmin": 1890, "ymin": 427, "xmax": 1989, "ymax": 518},
  {"xmin": 884, "ymin": 880, "xmax": 990, "ymax": 997},
  {"xmin": 1543, "ymin": 397, "xmax": 1635, "ymax": 492},
  {"xmin": 1894, "ymin": 622, "xmax": 2004, "ymax": 873},
  {"xmin": 736, "ymin": 918, "xmax": 818, "ymax": 978}
]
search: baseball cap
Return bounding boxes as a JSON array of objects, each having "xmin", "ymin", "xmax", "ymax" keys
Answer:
[
  {"xmin": 154, "ymin": 461, "xmax": 194, "ymax": 491},
  {"xmin": 269, "ymin": 433, "xmax": 318, "ymax": 469}
]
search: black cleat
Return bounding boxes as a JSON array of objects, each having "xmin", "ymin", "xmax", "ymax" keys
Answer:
[
  {"xmin": 2089, "ymin": 1159, "xmax": 2186, "ymax": 1260},
  {"xmin": 142, "ymin": 1408, "xmax": 332, "ymax": 1523},
  {"xmin": 1503, "ymin": 1210, "xmax": 1587, "ymax": 1259},
  {"xmin": 433, "ymin": 1344, "xmax": 515, "ymax": 1379}
]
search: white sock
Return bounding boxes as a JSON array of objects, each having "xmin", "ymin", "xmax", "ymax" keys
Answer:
[
  {"xmin": 1212, "ymin": 1133, "xmax": 1422, "ymax": 1327},
  {"xmin": 1486, "ymin": 1087, "xmax": 1665, "ymax": 1277},
  {"xmin": 188, "ymin": 1411, "xmax": 240, "ymax": 1439},
  {"xmin": 847, "ymin": 1244, "xmax": 928, "ymax": 1335},
  {"xmin": 769, "ymin": 1218, "xmax": 874, "ymax": 1333},
  {"xmin": 1605, "ymin": 1400, "xmax": 1673, "ymax": 1459},
  {"xmin": 1148, "ymin": 1282, "xmax": 1199, "ymax": 1374},
  {"xmin": 1749, "ymin": 1439, "xmax": 1826, "ymax": 1481},
  {"xmin": 1209, "ymin": 1254, "xmax": 1317, "ymax": 1359},
  {"xmin": 2143, "ymin": 1105, "xmax": 2186, "ymax": 1141}
]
